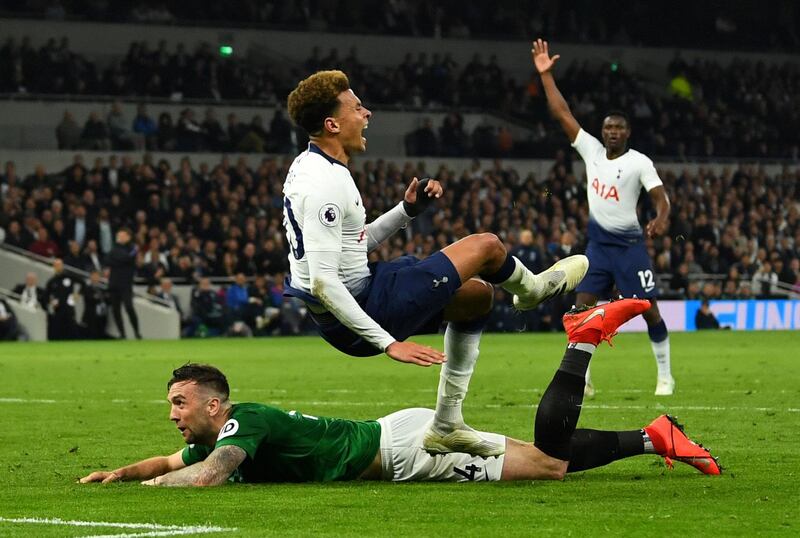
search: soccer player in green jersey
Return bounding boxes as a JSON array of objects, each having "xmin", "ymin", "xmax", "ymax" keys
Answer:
[{"xmin": 80, "ymin": 299, "xmax": 720, "ymax": 486}]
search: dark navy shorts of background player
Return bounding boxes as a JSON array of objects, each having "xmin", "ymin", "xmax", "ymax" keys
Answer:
[
  {"xmin": 575, "ymin": 241, "xmax": 658, "ymax": 299},
  {"xmin": 312, "ymin": 252, "xmax": 462, "ymax": 357}
]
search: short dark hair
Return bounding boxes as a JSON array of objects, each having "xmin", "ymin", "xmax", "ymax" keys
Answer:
[
  {"xmin": 287, "ymin": 70, "xmax": 350, "ymax": 135},
  {"xmin": 604, "ymin": 110, "xmax": 631, "ymax": 128},
  {"xmin": 168, "ymin": 363, "xmax": 230, "ymax": 399}
]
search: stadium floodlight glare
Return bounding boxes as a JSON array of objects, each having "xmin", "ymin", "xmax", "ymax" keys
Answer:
[{"xmin": 219, "ymin": 45, "xmax": 234, "ymax": 57}]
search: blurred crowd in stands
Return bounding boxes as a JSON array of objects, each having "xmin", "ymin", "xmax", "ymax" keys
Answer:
[
  {"xmin": 54, "ymin": 103, "xmax": 297, "ymax": 154},
  {"xmin": 3, "ymin": 0, "xmax": 798, "ymax": 51},
  {"xmin": 1, "ymin": 153, "xmax": 798, "ymax": 337},
  {"xmin": 3, "ymin": 34, "xmax": 799, "ymax": 159}
]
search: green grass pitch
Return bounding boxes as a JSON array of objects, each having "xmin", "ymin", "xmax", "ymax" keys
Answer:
[{"xmin": 0, "ymin": 331, "xmax": 798, "ymax": 537}]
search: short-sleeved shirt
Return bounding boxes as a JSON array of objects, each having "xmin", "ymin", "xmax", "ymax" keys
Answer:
[
  {"xmin": 572, "ymin": 129, "xmax": 663, "ymax": 245},
  {"xmin": 182, "ymin": 403, "xmax": 381, "ymax": 483},
  {"xmin": 282, "ymin": 144, "xmax": 371, "ymax": 296}
]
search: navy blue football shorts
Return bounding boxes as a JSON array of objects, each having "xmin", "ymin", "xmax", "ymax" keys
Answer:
[
  {"xmin": 575, "ymin": 240, "xmax": 658, "ymax": 299},
  {"xmin": 312, "ymin": 252, "xmax": 462, "ymax": 357}
]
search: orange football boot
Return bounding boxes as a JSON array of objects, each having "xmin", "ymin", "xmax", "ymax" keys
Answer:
[
  {"xmin": 644, "ymin": 415, "xmax": 722, "ymax": 475},
  {"xmin": 563, "ymin": 298, "xmax": 651, "ymax": 346}
]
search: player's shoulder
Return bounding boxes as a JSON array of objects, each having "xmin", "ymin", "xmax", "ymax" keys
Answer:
[
  {"xmin": 624, "ymin": 147, "xmax": 655, "ymax": 164},
  {"xmin": 573, "ymin": 128, "xmax": 604, "ymax": 151}
]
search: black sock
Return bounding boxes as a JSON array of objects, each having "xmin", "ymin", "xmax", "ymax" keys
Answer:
[
  {"xmin": 566, "ymin": 429, "xmax": 645, "ymax": 473},
  {"xmin": 533, "ymin": 348, "xmax": 593, "ymax": 460}
]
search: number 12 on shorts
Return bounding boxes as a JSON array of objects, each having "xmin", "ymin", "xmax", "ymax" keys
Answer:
[{"xmin": 637, "ymin": 269, "xmax": 655, "ymax": 293}]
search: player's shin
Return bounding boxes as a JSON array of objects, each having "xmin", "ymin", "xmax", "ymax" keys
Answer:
[
  {"xmin": 533, "ymin": 343, "xmax": 596, "ymax": 460},
  {"xmin": 432, "ymin": 323, "xmax": 482, "ymax": 430},
  {"xmin": 565, "ymin": 429, "xmax": 646, "ymax": 472},
  {"xmin": 425, "ymin": 319, "xmax": 505, "ymax": 457}
]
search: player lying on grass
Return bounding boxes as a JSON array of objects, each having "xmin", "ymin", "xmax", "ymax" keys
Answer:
[{"xmin": 79, "ymin": 299, "xmax": 720, "ymax": 486}]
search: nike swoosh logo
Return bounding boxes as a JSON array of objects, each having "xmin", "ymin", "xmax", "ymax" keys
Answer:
[{"xmin": 577, "ymin": 308, "xmax": 605, "ymax": 328}]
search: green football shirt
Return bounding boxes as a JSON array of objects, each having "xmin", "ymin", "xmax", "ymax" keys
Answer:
[{"xmin": 181, "ymin": 403, "xmax": 381, "ymax": 482}]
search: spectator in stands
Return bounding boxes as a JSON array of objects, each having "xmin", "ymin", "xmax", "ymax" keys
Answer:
[
  {"xmin": 13, "ymin": 272, "xmax": 45, "ymax": 310},
  {"xmin": 81, "ymin": 269, "xmax": 109, "ymax": 339},
  {"xmin": 751, "ymin": 261, "xmax": 779, "ymax": 299},
  {"xmin": 56, "ymin": 110, "xmax": 82, "ymax": 150},
  {"xmin": 225, "ymin": 272, "xmax": 249, "ymax": 321},
  {"xmin": 270, "ymin": 107, "xmax": 295, "ymax": 154},
  {"xmin": 106, "ymin": 227, "xmax": 142, "ymax": 339},
  {"xmin": 28, "ymin": 226, "xmax": 60, "ymax": 258},
  {"xmin": 154, "ymin": 277, "xmax": 184, "ymax": 322},
  {"xmin": 0, "ymin": 297, "xmax": 20, "ymax": 340},
  {"xmin": 67, "ymin": 204, "xmax": 95, "ymax": 249},
  {"xmin": 3, "ymin": 220, "xmax": 32, "ymax": 249},
  {"xmin": 44, "ymin": 258, "xmax": 80, "ymax": 340},
  {"xmin": 668, "ymin": 262, "xmax": 690, "ymax": 298},
  {"xmin": 202, "ymin": 108, "xmax": 227, "ymax": 151},
  {"xmin": 133, "ymin": 103, "xmax": 158, "ymax": 150},
  {"xmin": 157, "ymin": 112, "xmax": 176, "ymax": 151},
  {"xmin": 189, "ymin": 277, "xmax": 226, "ymax": 336},
  {"xmin": 405, "ymin": 118, "xmax": 439, "ymax": 156},
  {"xmin": 107, "ymin": 101, "xmax": 137, "ymax": 150},
  {"xmin": 80, "ymin": 111, "xmax": 111, "ymax": 150},
  {"xmin": 175, "ymin": 108, "xmax": 203, "ymax": 151},
  {"xmin": 511, "ymin": 229, "xmax": 545, "ymax": 274},
  {"xmin": 63, "ymin": 240, "xmax": 88, "ymax": 271}
]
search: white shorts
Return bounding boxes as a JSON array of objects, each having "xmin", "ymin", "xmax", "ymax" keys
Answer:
[{"xmin": 377, "ymin": 408, "xmax": 505, "ymax": 482}]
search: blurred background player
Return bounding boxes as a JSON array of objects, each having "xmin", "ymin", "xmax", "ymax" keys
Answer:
[
  {"xmin": 106, "ymin": 228, "xmax": 142, "ymax": 339},
  {"xmin": 282, "ymin": 70, "xmax": 588, "ymax": 457},
  {"xmin": 532, "ymin": 39, "xmax": 674, "ymax": 397}
]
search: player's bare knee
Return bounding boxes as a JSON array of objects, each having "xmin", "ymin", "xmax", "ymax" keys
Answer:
[{"xmin": 474, "ymin": 233, "xmax": 505, "ymax": 263}]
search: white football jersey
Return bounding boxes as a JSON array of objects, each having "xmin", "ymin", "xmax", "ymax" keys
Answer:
[
  {"xmin": 282, "ymin": 144, "xmax": 370, "ymax": 295},
  {"xmin": 572, "ymin": 129, "xmax": 662, "ymax": 240}
]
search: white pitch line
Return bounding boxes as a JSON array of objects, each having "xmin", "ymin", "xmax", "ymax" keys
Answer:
[
  {"xmin": 1, "ymin": 397, "xmax": 798, "ymax": 413},
  {"xmin": 0, "ymin": 516, "xmax": 233, "ymax": 537}
]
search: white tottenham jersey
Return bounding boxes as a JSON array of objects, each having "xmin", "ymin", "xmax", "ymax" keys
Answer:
[
  {"xmin": 572, "ymin": 129, "xmax": 662, "ymax": 243},
  {"xmin": 282, "ymin": 145, "xmax": 370, "ymax": 296}
]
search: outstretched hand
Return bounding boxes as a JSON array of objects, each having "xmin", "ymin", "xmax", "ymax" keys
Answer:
[
  {"xmin": 532, "ymin": 38, "xmax": 560, "ymax": 74},
  {"xmin": 404, "ymin": 177, "xmax": 443, "ymax": 206},
  {"xmin": 79, "ymin": 471, "xmax": 121, "ymax": 484},
  {"xmin": 386, "ymin": 341, "xmax": 446, "ymax": 367}
]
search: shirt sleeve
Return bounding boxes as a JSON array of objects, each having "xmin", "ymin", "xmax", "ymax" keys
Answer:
[
  {"xmin": 638, "ymin": 155, "xmax": 663, "ymax": 191},
  {"xmin": 213, "ymin": 412, "xmax": 271, "ymax": 460},
  {"xmin": 571, "ymin": 128, "xmax": 604, "ymax": 162},
  {"xmin": 181, "ymin": 443, "xmax": 212, "ymax": 466},
  {"xmin": 300, "ymin": 176, "xmax": 348, "ymax": 253}
]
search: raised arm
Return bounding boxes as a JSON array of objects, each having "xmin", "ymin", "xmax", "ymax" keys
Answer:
[
  {"xmin": 365, "ymin": 177, "xmax": 442, "ymax": 251},
  {"xmin": 532, "ymin": 39, "xmax": 581, "ymax": 143},
  {"xmin": 142, "ymin": 445, "xmax": 247, "ymax": 487},
  {"xmin": 79, "ymin": 449, "xmax": 186, "ymax": 484},
  {"xmin": 645, "ymin": 186, "xmax": 671, "ymax": 238}
]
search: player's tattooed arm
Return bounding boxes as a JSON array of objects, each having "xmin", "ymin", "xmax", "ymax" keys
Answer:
[{"xmin": 142, "ymin": 445, "xmax": 246, "ymax": 487}]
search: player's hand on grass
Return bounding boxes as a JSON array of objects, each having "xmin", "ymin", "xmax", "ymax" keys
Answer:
[
  {"xmin": 386, "ymin": 341, "xmax": 446, "ymax": 367},
  {"xmin": 646, "ymin": 217, "xmax": 669, "ymax": 238},
  {"xmin": 79, "ymin": 471, "xmax": 121, "ymax": 484},
  {"xmin": 532, "ymin": 39, "xmax": 560, "ymax": 74}
]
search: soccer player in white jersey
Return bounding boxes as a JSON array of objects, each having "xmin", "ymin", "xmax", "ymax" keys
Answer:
[
  {"xmin": 281, "ymin": 70, "xmax": 589, "ymax": 457},
  {"xmin": 532, "ymin": 40, "xmax": 675, "ymax": 396}
]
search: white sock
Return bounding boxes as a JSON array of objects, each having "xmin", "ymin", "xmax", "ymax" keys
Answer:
[
  {"xmin": 499, "ymin": 257, "xmax": 540, "ymax": 296},
  {"xmin": 433, "ymin": 326, "xmax": 481, "ymax": 431},
  {"xmin": 585, "ymin": 363, "xmax": 593, "ymax": 386},
  {"xmin": 651, "ymin": 337, "xmax": 671, "ymax": 379}
]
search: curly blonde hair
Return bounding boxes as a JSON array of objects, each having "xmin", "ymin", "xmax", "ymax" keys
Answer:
[{"xmin": 287, "ymin": 70, "xmax": 351, "ymax": 136}]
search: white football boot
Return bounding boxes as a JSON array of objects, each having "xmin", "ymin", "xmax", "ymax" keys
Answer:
[{"xmin": 513, "ymin": 255, "xmax": 589, "ymax": 311}]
